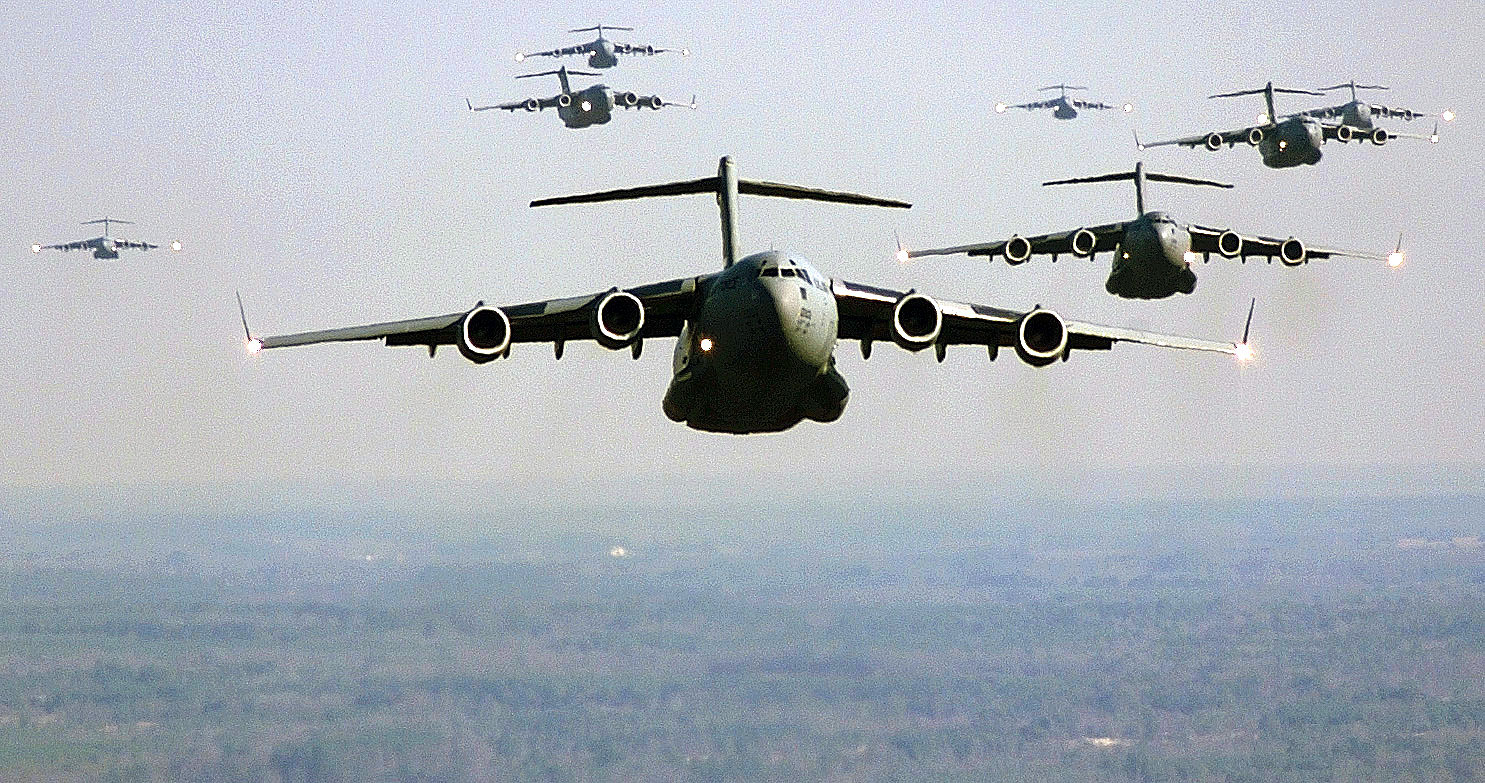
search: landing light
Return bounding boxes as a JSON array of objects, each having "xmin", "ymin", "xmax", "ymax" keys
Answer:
[
  {"xmin": 1183, "ymin": 250, "xmax": 1198, "ymax": 264},
  {"xmin": 1235, "ymin": 342, "xmax": 1254, "ymax": 363},
  {"xmin": 247, "ymin": 338, "xmax": 263, "ymax": 355},
  {"xmin": 995, "ymin": 103, "xmax": 1007, "ymax": 114},
  {"xmin": 1388, "ymin": 251, "xmax": 1404, "ymax": 268},
  {"xmin": 1257, "ymin": 112, "xmax": 1268, "ymax": 123},
  {"xmin": 581, "ymin": 100, "xmax": 592, "ymax": 111},
  {"xmin": 170, "ymin": 240, "xmax": 182, "ymax": 252},
  {"xmin": 1278, "ymin": 140, "xmax": 1287, "ymax": 149},
  {"xmin": 698, "ymin": 337, "xmax": 714, "ymax": 352},
  {"xmin": 1442, "ymin": 109, "xmax": 1455, "ymax": 122},
  {"xmin": 31, "ymin": 243, "xmax": 40, "ymax": 253}
]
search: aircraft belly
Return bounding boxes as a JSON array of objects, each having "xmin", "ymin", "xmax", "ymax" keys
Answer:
[{"xmin": 1106, "ymin": 225, "xmax": 1195, "ymax": 299}]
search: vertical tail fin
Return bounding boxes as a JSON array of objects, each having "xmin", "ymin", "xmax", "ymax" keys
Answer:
[{"xmin": 717, "ymin": 157, "xmax": 740, "ymax": 267}]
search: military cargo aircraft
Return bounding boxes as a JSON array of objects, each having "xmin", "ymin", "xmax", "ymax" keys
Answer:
[
  {"xmin": 467, "ymin": 66, "xmax": 693, "ymax": 129},
  {"xmin": 243, "ymin": 158, "xmax": 1246, "ymax": 435},
  {"xmin": 1296, "ymin": 81, "xmax": 1455, "ymax": 129},
  {"xmin": 514, "ymin": 25, "xmax": 688, "ymax": 69},
  {"xmin": 901, "ymin": 162, "xmax": 1400, "ymax": 300},
  {"xmin": 1138, "ymin": 82, "xmax": 1437, "ymax": 168},
  {"xmin": 31, "ymin": 218, "xmax": 181, "ymax": 260},
  {"xmin": 995, "ymin": 84, "xmax": 1133, "ymax": 120}
]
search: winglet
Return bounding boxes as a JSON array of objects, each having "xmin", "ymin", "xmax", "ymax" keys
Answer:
[
  {"xmin": 1429, "ymin": 121, "xmax": 1440, "ymax": 143},
  {"xmin": 466, "ymin": 98, "xmax": 473, "ymax": 112},
  {"xmin": 1134, "ymin": 129, "xmax": 1144, "ymax": 150},
  {"xmin": 894, "ymin": 230, "xmax": 908, "ymax": 264},
  {"xmin": 1236, "ymin": 298, "xmax": 1256, "ymax": 362},
  {"xmin": 237, "ymin": 291, "xmax": 263, "ymax": 354}
]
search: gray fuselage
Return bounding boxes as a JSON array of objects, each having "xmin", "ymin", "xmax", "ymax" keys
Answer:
[
  {"xmin": 663, "ymin": 251, "xmax": 846, "ymax": 434},
  {"xmin": 558, "ymin": 85, "xmax": 615, "ymax": 128},
  {"xmin": 1052, "ymin": 97, "xmax": 1078, "ymax": 119},
  {"xmin": 586, "ymin": 39, "xmax": 619, "ymax": 68},
  {"xmin": 1258, "ymin": 117, "xmax": 1325, "ymax": 168},
  {"xmin": 1105, "ymin": 212, "xmax": 1197, "ymax": 299}
]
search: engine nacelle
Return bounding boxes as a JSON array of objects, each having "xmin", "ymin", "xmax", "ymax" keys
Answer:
[
  {"xmin": 646, "ymin": 95, "xmax": 664, "ymax": 109},
  {"xmin": 557, "ymin": 93, "xmax": 573, "ymax": 108},
  {"xmin": 1217, "ymin": 230, "xmax": 1243, "ymax": 258},
  {"xmin": 523, "ymin": 98, "xmax": 540, "ymax": 112},
  {"xmin": 1370, "ymin": 127, "xmax": 1389, "ymax": 145},
  {"xmin": 1204, "ymin": 132, "xmax": 1224, "ymax": 151},
  {"xmin": 1280, "ymin": 237, "xmax": 1307, "ymax": 266},
  {"xmin": 1246, "ymin": 127, "xmax": 1264, "ymax": 146},
  {"xmin": 1015, "ymin": 309, "xmax": 1067, "ymax": 367},
  {"xmin": 891, "ymin": 292, "xmax": 942, "ymax": 351},
  {"xmin": 1335, "ymin": 124, "xmax": 1354, "ymax": 142},
  {"xmin": 1004, "ymin": 235, "xmax": 1033, "ymax": 265},
  {"xmin": 459, "ymin": 306, "xmax": 511, "ymax": 364},
  {"xmin": 618, "ymin": 91, "xmax": 639, "ymax": 107},
  {"xmin": 589, "ymin": 290, "xmax": 645, "ymax": 350},
  {"xmin": 1070, "ymin": 228, "xmax": 1097, "ymax": 258},
  {"xmin": 644, "ymin": 45, "xmax": 655, "ymax": 55}
]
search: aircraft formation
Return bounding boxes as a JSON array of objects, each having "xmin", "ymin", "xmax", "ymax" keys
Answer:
[
  {"xmin": 26, "ymin": 26, "xmax": 1458, "ymax": 435},
  {"xmin": 471, "ymin": 24, "xmax": 694, "ymax": 129}
]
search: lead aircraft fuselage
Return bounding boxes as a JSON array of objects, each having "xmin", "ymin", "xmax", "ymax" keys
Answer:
[
  {"xmin": 1107, "ymin": 213, "xmax": 1198, "ymax": 299},
  {"xmin": 1257, "ymin": 117, "xmax": 1325, "ymax": 168},
  {"xmin": 665, "ymin": 251, "xmax": 844, "ymax": 433}
]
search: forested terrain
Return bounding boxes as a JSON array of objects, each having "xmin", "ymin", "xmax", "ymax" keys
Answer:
[{"xmin": 1, "ymin": 494, "xmax": 1482, "ymax": 781}]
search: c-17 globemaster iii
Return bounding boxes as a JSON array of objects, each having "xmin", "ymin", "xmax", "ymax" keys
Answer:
[
  {"xmin": 514, "ymin": 25, "xmax": 688, "ymax": 69},
  {"xmin": 995, "ymin": 84, "xmax": 1133, "ymax": 120},
  {"xmin": 1138, "ymin": 81, "xmax": 1438, "ymax": 168},
  {"xmin": 243, "ymin": 157, "xmax": 1248, "ymax": 435},
  {"xmin": 467, "ymin": 66, "xmax": 693, "ymax": 129},
  {"xmin": 902, "ymin": 162, "xmax": 1401, "ymax": 300},
  {"xmin": 31, "ymin": 217, "xmax": 181, "ymax": 260},
  {"xmin": 1296, "ymin": 80, "xmax": 1455, "ymax": 129}
]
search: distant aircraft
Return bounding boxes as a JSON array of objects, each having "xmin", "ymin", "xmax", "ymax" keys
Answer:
[
  {"xmin": 995, "ymin": 84, "xmax": 1133, "ymax": 120},
  {"xmin": 467, "ymin": 66, "xmax": 694, "ymax": 129},
  {"xmin": 514, "ymin": 25, "xmax": 689, "ymax": 69},
  {"xmin": 31, "ymin": 218, "xmax": 181, "ymax": 260},
  {"xmin": 1138, "ymin": 82, "xmax": 1437, "ymax": 168},
  {"xmin": 242, "ymin": 157, "xmax": 1248, "ymax": 435},
  {"xmin": 901, "ymin": 162, "xmax": 1400, "ymax": 300},
  {"xmin": 1295, "ymin": 81, "xmax": 1455, "ymax": 129}
]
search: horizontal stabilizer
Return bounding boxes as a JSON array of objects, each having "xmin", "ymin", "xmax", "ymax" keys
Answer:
[
  {"xmin": 570, "ymin": 25, "xmax": 633, "ymax": 32},
  {"xmin": 1210, "ymin": 86, "xmax": 1322, "ymax": 98},
  {"xmin": 517, "ymin": 69, "xmax": 600, "ymax": 79},
  {"xmin": 532, "ymin": 178, "xmax": 910, "ymax": 209},
  {"xmin": 1042, "ymin": 171, "xmax": 1231, "ymax": 189}
]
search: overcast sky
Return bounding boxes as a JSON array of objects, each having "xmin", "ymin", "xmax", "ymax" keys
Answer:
[{"xmin": 1, "ymin": 0, "xmax": 1480, "ymax": 520}]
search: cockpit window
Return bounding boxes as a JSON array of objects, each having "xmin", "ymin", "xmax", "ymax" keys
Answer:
[{"xmin": 760, "ymin": 267, "xmax": 779, "ymax": 277}]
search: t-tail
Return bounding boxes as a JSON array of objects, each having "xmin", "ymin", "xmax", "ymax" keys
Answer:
[
  {"xmin": 570, "ymin": 24, "xmax": 633, "ymax": 39},
  {"xmin": 82, "ymin": 217, "xmax": 133, "ymax": 237},
  {"xmin": 1042, "ymin": 161, "xmax": 1232, "ymax": 216},
  {"xmin": 517, "ymin": 65, "xmax": 598, "ymax": 94},
  {"xmin": 1210, "ymin": 81, "xmax": 1322, "ymax": 124},
  {"xmin": 529, "ymin": 156, "xmax": 910, "ymax": 269},
  {"xmin": 1039, "ymin": 84, "xmax": 1087, "ymax": 98},
  {"xmin": 1317, "ymin": 80, "xmax": 1388, "ymax": 103}
]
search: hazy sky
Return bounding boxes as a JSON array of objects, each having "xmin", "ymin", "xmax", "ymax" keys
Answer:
[{"xmin": 2, "ymin": 0, "xmax": 1481, "ymax": 516}]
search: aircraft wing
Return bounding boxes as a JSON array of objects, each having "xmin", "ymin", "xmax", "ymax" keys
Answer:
[
  {"xmin": 1070, "ymin": 99, "xmax": 1121, "ymax": 111},
  {"xmin": 1320, "ymin": 122, "xmax": 1439, "ymax": 143},
  {"xmin": 904, "ymin": 221, "xmax": 1127, "ymax": 262},
  {"xmin": 612, "ymin": 42, "xmax": 683, "ymax": 55},
  {"xmin": 252, "ymin": 276, "xmax": 707, "ymax": 352},
  {"xmin": 1138, "ymin": 126, "xmax": 1260, "ymax": 149},
  {"xmin": 832, "ymin": 279, "xmax": 1237, "ymax": 356},
  {"xmin": 520, "ymin": 44, "xmax": 590, "ymax": 59},
  {"xmin": 1189, "ymin": 225, "xmax": 1393, "ymax": 264},
  {"xmin": 468, "ymin": 95, "xmax": 560, "ymax": 112},
  {"xmin": 114, "ymin": 239, "xmax": 157, "ymax": 250},
  {"xmin": 1003, "ymin": 100, "xmax": 1058, "ymax": 111},
  {"xmin": 38, "ymin": 240, "xmax": 94, "ymax": 252}
]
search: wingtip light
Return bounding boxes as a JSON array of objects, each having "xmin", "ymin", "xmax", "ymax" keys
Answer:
[
  {"xmin": 170, "ymin": 240, "xmax": 182, "ymax": 252},
  {"xmin": 1388, "ymin": 251, "xmax": 1404, "ymax": 268},
  {"xmin": 1122, "ymin": 102, "xmax": 1134, "ymax": 113},
  {"xmin": 1235, "ymin": 342, "xmax": 1255, "ymax": 363},
  {"xmin": 31, "ymin": 243, "xmax": 40, "ymax": 253},
  {"xmin": 514, "ymin": 52, "xmax": 525, "ymax": 62},
  {"xmin": 995, "ymin": 102, "xmax": 1007, "ymax": 114},
  {"xmin": 895, "ymin": 248, "xmax": 910, "ymax": 264},
  {"xmin": 246, "ymin": 337, "xmax": 263, "ymax": 355},
  {"xmin": 1442, "ymin": 108, "xmax": 1455, "ymax": 122},
  {"xmin": 681, "ymin": 47, "xmax": 690, "ymax": 56}
]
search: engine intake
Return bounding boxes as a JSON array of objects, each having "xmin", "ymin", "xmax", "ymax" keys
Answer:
[
  {"xmin": 523, "ymin": 98, "xmax": 540, "ymax": 112},
  {"xmin": 1335, "ymin": 124, "xmax": 1354, "ymax": 142},
  {"xmin": 1204, "ymin": 132, "xmax": 1224, "ymax": 151},
  {"xmin": 646, "ymin": 95, "xmax": 664, "ymax": 110},
  {"xmin": 618, "ymin": 91, "xmax": 639, "ymax": 107},
  {"xmin": 1280, "ymin": 237, "xmax": 1307, "ymax": 266},
  {"xmin": 1370, "ymin": 127, "xmax": 1389, "ymax": 145},
  {"xmin": 1015, "ymin": 309, "xmax": 1067, "ymax": 367},
  {"xmin": 1070, "ymin": 228, "xmax": 1097, "ymax": 258},
  {"xmin": 1246, "ymin": 127, "xmax": 1264, "ymax": 146},
  {"xmin": 590, "ymin": 290, "xmax": 646, "ymax": 349},
  {"xmin": 1217, "ymin": 230, "xmax": 1243, "ymax": 258},
  {"xmin": 459, "ymin": 306, "xmax": 511, "ymax": 363},
  {"xmin": 557, "ymin": 94, "xmax": 573, "ymax": 108},
  {"xmin": 1004, "ymin": 235, "xmax": 1033, "ymax": 265},
  {"xmin": 891, "ymin": 292, "xmax": 941, "ymax": 351}
]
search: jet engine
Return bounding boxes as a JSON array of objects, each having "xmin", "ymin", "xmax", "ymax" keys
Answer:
[
  {"xmin": 1217, "ymin": 230, "xmax": 1243, "ymax": 258},
  {"xmin": 523, "ymin": 98, "xmax": 540, "ymax": 112},
  {"xmin": 1070, "ymin": 228, "xmax": 1097, "ymax": 258},
  {"xmin": 618, "ymin": 91, "xmax": 639, "ymax": 107},
  {"xmin": 589, "ymin": 290, "xmax": 645, "ymax": 350},
  {"xmin": 890, "ymin": 292, "xmax": 942, "ymax": 351},
  {"xmin": 1370, "ymin": 127, "xmax": 1389, "ymax": 145},
  {"xmin": 458, "ymin": 305, "xmax": 511, "ymax": 363},
  {"xmin": 1204, "ymin": 132, "xmax": 1224, "ymax": 151},
  {"xmin": 557, "ymin": 94, "xmax": 573, "ymax": 108},
  {"xmin": 1335, "ymin": 124, "xmax": 1354, "ymax": 142},
  {"xmin": 1279, "ymin": 237, "xmax": 1307, "ymax": 266},
  {"xmin": 1246, "ymin": 127, "xmax": 1264, "ymax": 146},
  {"xmin": 1004, "ymin": 235, "xmax": 1033, "ymax": 265},
  {"xmin": 1015, "ymin": 309, "xmax": 1067, "ymax": 367},
  {"xmin": 646, "ymin": 96, "xmax": 664, "ymax": 109},
  {"xmin": 643, "ymin": 45, "xmax": 655, "ymax": 55}
]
